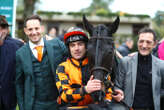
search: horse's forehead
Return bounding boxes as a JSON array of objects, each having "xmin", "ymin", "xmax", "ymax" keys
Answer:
[
  {"xmin": 92, "ymin": 25, "xmax": 108, "ymax": 35},
  {"xmin": 96, "ymin": 24, "xmax": 107, "ymax": 30}
]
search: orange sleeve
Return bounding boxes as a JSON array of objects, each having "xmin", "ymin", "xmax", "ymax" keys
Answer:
[{"xmin": 56, "ymin": 65, "xmax": 86, "ymax": 103}]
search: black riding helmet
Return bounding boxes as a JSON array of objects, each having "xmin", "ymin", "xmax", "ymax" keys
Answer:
[
  {"xmin": 64, "ymin": 27, "xmax": 89, "ymax": 63},
  {"xmin": 64, "ymin": 27, "xmax": 89, "ymax": 45}
]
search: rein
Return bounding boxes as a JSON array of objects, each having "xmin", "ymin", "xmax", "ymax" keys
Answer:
[{"xmin": 89, "ymin": 31, "xmax": 115, "ymax": 101}]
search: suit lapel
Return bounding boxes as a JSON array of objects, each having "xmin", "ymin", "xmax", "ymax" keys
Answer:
[
  {"xmin": 132, "ymin": 53, "xmax": 138, "ymax": 97},
  {"xmin": 24, "ymin": 43, "xmax": 33, "ymax": 76},
  {"xmin": 152, "ymin": 55, "xmax": 157, "ymax": 104},
  {"xmin": 44, "ymin": 40, "xmax": 55, "ymax": 73}
]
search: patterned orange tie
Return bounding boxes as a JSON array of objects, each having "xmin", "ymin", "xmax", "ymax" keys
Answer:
[{"xmin": 35, "ymin": 46, "xmax": 43, "ymax": 62}]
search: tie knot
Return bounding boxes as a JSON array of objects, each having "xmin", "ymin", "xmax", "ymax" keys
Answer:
[{"xmin": 35, "ymin": 45, "xmax": 43, "ymax": 51}]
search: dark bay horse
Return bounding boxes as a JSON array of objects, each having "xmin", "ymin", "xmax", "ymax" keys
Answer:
[
  {"xmin": 83, "ymin": 15, "xmax": 119, "ymax": 102},
  {"xmin": 82, "ymin": 15, "xmax": 128, "ymax": 110}
]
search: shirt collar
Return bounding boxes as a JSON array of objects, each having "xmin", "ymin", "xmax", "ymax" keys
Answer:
[
  {"xmin": 29, "ymin": 38, "xmax": 44, "ymax": 50},
  {"xmin": 69, "ymin": 57, "xmax": 88, "ymax": 67}
]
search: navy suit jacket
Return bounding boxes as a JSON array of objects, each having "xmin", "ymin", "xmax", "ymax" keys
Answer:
[{"xmin": 0, "ymin": 35, "xmax": 23, "ymax": 109}]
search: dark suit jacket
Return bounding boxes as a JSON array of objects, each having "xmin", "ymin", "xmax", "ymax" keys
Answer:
[
  {"xmin": 16, "ymin": 38, "xmax": 68, "ymax": 110},
  {"xmin": 115, "ymin": 53, "xmax": 164, "ymax": 110},
  {"xmin": 0, "ymin": 36, "xmax": 23, "ymax": 109}
]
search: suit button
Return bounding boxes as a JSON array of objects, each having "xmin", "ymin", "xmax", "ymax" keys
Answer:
[{"xmin": 0, "ymin": 85, "xmax": 2, "ymax": 89}]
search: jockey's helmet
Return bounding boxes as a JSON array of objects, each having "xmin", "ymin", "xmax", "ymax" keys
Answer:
[{"xmin": 64, "ymin": 27, "xmax": 88, "ymax": 45}]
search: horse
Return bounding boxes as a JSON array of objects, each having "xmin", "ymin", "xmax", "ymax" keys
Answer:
[
  {"xmin": 82, "ymin": 15, "xmax": 124, "ymax": 110},
  {"xmin": 83, "ymin": 14, "xmax": 119, "ymax": 101}
]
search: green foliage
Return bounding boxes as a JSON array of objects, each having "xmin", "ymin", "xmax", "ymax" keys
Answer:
[
  {"xmin": 16, "ymin": 29, "xmax": 28, "ymax": 42},
  {"xmin": 115, "ymin": 11, "xmax": 150, "ymax": 18},
  {"xmin": 37, "ymin": 11, "xmax": 62, "ymax": 18},
  {"xmin": 124, "ymin": 13, "xmax": 150, "ymax": 18},
  {"xmin": 81, "ymin": 0, "xmax": 113, "ymax": 15},
  {"xmin": 96, "ymin": 8, "xmax": 109, "ymax": 16},
  {"xmin": 16, "ymin": 0, "xmax": 24, "ymax": 15},
  {"xmin": 153, "ymin": 11, "xmax": 164, "ymax": 26},
  {"xmin": 153, "ymin": 11, "xmax": 164, "ymax": 40},
  {"xmin": 66, "ymin": 11, "xmax": 118, "ymax": 18},
  {"xmin": 152, "ymin": 22, "xmax": 164, "ymax": 40},
  {"xmin": 67, "ymin": 12, "xmax": 91, "ymax": 16},
  {"xmin": 131, "ymin": 35, "xmax": 138, "ymax": 52},
  {"xmin": 34, "ymin": 11, "xmax": 150, "ymax": 19},
  {"xmin": 106, "ymin": 13, "xmax": 118, "ymax": 17},
  {"xmin": 37, "ymin": 11, "xmax": 62, "ymax": 15},
  {"xmin": 16, "ymin": 10, "xmax": 24, "ymax": 15}
]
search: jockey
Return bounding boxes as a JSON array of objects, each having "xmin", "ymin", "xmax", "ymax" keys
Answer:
[{"xmin": 56, "ymin": 27, "xmax": 112, "ymax": 108}]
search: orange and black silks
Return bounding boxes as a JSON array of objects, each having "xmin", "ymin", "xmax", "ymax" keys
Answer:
[{"xmin": 56, "ymin": 58, "xmax": 112, "ymax": 106}]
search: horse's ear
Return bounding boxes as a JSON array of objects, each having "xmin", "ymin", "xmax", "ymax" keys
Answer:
[
  {"xmin": 83, "ymin": 14, "xmax": 93, "ymax": 36},
  {"xmin": 110, "ymin": 16, "xmax": 120, "ymax": 34}
]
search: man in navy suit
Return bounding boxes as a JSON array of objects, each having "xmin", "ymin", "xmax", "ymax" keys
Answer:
[{"xmin": 0, "ymin": 15, "xmax": 23, "ymax": 110}]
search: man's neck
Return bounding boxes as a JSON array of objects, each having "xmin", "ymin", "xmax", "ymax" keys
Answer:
[{"xmin": 29, "ymin": 38, "xmax": 43, "ymax": 46}]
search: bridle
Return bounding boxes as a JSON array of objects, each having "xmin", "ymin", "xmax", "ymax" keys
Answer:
[
  {"xmin": 88, "ymin": 34, "xmax": 115, "ymax": 102},
  {"xmin": 89, "ymin": 36, "xmax": 115, "ymax": 76}
]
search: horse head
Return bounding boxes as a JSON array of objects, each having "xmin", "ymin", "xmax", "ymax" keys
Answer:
[
  {"xmin": 83, "ymin": 15, "xmax": 119, "ymax": 81},
  {"xmin": 83, "ymin": 15, "xmax": 120, "ymax": 102}
]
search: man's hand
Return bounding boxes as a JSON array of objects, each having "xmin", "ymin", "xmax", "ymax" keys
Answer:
[
  {"xmin": 0, "ymin": 31, "xmax": 7, "ymax": 40},
  {"xmin": 112, "ymin": 89, "xmax": 124, "ymax": 102},
  {"xmin": 0, "ymin": 31, "xmax": 7, "ymax": 46},
  {"xmin": 85, "ymin": 75, "xmax": 102, "ymax": 94}
]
